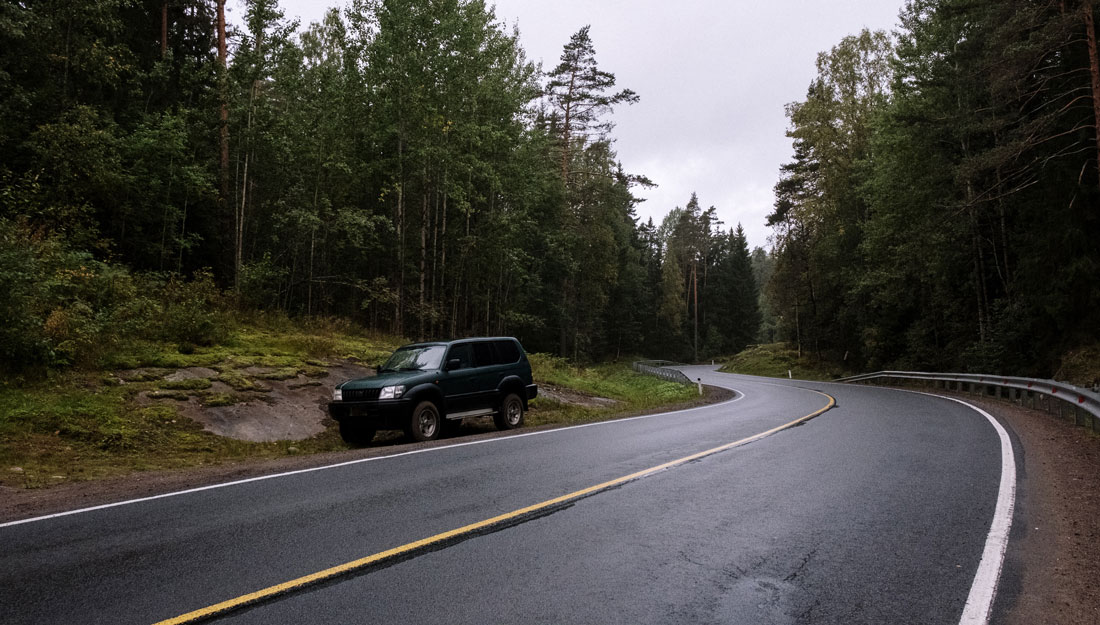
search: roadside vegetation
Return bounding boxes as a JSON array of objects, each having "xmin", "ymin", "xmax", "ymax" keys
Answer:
[
  {"xmin": 0, "ymin": 322, "xmax": 700, "ymax": 489},
  {"xmin": 719, "ymin": 344, "xmax": 851, "ymax": 382},
  {"xmin": 0, "ymin": 314, "xmax": 402, "ymax": 489},
  {"xmin": 526, "ymin": 354, "xmax": 699, "ymax": 427}
]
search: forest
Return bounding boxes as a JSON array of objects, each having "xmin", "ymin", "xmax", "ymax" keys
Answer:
[
  {"xmin": 0, "ymin": 0, "xmax": 760, "ymax": 372},
  {"xmin": 1, "ymin": 0, "xmax": 1098, "ymax": 378},
  {"xmin": 768, "ymin": 1, "xmax": 1100, "ymax": 376}
]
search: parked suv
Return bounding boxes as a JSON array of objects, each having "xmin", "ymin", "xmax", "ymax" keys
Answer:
[{"xmin": 328, "ymin": 337, "xmax": 538, "ymax": 445}]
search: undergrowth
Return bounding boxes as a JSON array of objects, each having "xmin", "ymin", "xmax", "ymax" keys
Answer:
[
  {"xmin": 526, "ymin": 354, "xmax": 698, "ymax": 426},
  {"xmin": 719, "ymin": 343, "xmax": 850, "ymax": 381}
]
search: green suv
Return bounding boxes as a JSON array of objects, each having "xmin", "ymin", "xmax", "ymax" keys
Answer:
[{"xmin": 328, "ymin": 337, "xmax": 538, "ymax": 445}]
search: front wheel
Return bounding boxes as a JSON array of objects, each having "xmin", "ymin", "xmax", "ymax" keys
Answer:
[
  {"xmin": 494, "ymin": 393, "xmax": 524, "ymax": 431},
  {"xmin": 407, "ymin": 400, "xmax": 442, "ymax": 442}
]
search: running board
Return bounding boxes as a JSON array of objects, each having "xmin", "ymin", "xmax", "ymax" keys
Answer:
[{"xmin": 445, "ymin": 408, "xmax": 496, "ymax": 420}]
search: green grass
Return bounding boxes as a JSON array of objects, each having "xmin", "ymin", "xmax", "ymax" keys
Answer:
[
  {"xmin": 158, "ymin": 378, "xmax": 213, "ymax": 391},
  {"xmin": 0, "ymin": 318, "xmax": 403, "ymax": 489},
  {"xmin": 719, "ymin": 343, "xmax": 851, "ymax": 381},
  {"xmin": 526, "ymin": 354, "xmax": 700, "ymax": 427}
]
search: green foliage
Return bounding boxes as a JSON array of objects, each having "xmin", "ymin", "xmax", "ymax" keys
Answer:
[
  {"xmin": 763, "ymin": 3, "xmax": 1099, "ymax": 376},
  {"xmin": 526, "ymin": 353, "xmax": 698, "ymax": 426},
  {"xmin": 720, "ymin": 343, "xmax": 850, "ymax": 381},
  {"xmin": 159, "ymin": 271, "xmax": 230, "ymax": 347}
]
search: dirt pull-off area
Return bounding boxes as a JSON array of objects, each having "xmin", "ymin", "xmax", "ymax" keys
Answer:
[
  {"xmin": 177, "ymin": 362, "xmax": 372, "ymax": 442},
  {"xmin": 538, "ymin": 383, "xmax": 621, "ymax": 408},
  {"xmin": 126, "ymin": 361, "xmax": 374, "ymax": 442}
]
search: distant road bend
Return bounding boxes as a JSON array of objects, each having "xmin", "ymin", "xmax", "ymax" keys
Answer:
[{"xmin": 1, "ymin": 367, "xmax": 1015, "ymax": 625}]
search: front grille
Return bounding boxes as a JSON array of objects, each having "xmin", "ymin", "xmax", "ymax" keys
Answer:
[{"xmin": 343, "ymin": 388, "xmax": 381, "ymax": 401}]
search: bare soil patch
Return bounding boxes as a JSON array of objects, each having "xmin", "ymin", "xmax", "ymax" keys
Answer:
[
  {"xmin": 174, "ymin": 362, "xmax": 374, "ymax": 442},
  {"xmin": 538, "ymin": 383, "xmax": 621, "ymax": 408}
]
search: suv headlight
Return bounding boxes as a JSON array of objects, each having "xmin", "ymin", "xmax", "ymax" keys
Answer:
[
  {"xmin": 333, "ymin": 388, "xmax": 343, "ymax": 401},
  {"xmin": 379, "ymin": 385, "xmax": 405, "ymax": 400}
]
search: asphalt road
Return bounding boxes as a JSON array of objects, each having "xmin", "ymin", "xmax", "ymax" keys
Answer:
[{"xmin": 1, "ymin": 368, "xmax": 1011, "ymax": 625}]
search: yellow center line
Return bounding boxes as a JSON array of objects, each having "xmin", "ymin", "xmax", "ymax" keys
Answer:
[{"xmin": 153, "ymin": 390, "xmax": 835, "ymax": 625}]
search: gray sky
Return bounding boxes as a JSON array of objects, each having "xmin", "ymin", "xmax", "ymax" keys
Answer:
[{"xmin": 243, "ymin": 0, "xmax": 904, "ymax": 250}]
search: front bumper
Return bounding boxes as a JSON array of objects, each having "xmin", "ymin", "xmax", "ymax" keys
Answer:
[
  {"xmin": 526, "ymin": 384, "xmax": 538, "ymax": 400},
  {"xmin": 327, "ymin": 398, "xmax": 411, "ymax": 429}
]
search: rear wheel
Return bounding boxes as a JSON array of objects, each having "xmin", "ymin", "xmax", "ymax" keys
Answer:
[
  {"xmin": 339, "ymin": 421, "xmax": 376, "ymax": 447},
  {"xmin": 494, "ymin": 393, "xmax": 524, "ymax": 430},
  {"xmin": 407, "ymin": 400, "xmax": 442, "ymax": 441}
]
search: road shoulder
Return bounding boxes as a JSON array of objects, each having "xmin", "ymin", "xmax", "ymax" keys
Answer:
[
  {"xmin": 0, "ymin": 385, "xmax": 733, "ymax": 524},
  {"xmin": 939, "ymin": 392, "xmax": 1100, "ymax": 624}
]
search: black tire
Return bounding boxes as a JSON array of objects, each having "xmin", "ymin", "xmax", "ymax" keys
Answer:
[
  {"xmin": 339, "ymin": 421, "xmax": 376, "ymax": 447},
  {"xmin": 407, "ymin": 400, "xmax": 442, "ymax": 442},
  {"xmin": 494, "ymin": 393, "xmax": 524, "ymax": 430}
]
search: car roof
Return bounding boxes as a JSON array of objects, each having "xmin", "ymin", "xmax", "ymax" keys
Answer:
[{"xmin": 397, "ymin": 337, "xmax": 518, "ymax": 349}]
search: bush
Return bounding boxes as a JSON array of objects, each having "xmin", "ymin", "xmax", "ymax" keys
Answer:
[
  {"xmin": 0, "ymin": 220, "xmax": 232, "ymax": 374},
  {"xmin": 159, "ymin": 270, "xmax": 230, "ymax": 347},
  {"xmin": 0, "ymin": 219, "xmax": 51, "ymax": 368}
]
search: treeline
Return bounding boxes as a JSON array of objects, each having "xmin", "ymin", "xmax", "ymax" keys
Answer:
[
  {"xmin": 765, "ymin": 0, "xmax": 1100, "ymax": 376},
  {"xmin": 0, "ymin": 0, "xmax": 760, "ymax": 371}
]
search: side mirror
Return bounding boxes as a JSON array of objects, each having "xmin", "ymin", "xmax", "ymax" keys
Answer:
[
  {"xmin": 375, "ymin": 365, "xmax": 382, "ymax": 375},
  {"xmin": 446, "ymin": 359, "xmax": 462, "ymax": 371}
]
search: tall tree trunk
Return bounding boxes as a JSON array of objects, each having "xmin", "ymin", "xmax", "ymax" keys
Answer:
[
  {"xmin": 419, "ymin": 193, "xmax": 428, "ymax": 340},
  {"xmin": 396, "ymin": 138, "xmax": 405, "ymax": 337},
  {"xmin": 433, "ymin": 181, "xmax": 442, "ymax": 336},
  {"xmin": 1085, "ymin": 2, "xmax": 1100, "ymax": 185},
  {"xmin": 692, "ymin": 260, "xmax": 698, "ymax": 362},
  {"xmin": 161, "ymin": 2, "xmax": 168, "ymax": 57},
  {"xmin": 216, "ymin": 0, "xmax": 229, "ymax": 205},
  {"xmin": 236, "ymin": 79, "xmax": 257, "ymax": 292},
  {"xmin": 561, "ymin": 70, "xmax": 576, "ymax": 182}
]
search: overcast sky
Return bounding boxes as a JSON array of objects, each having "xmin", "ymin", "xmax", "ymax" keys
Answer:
[{"xmin": 236, "ymin": 1, "xmax": 904, "ymax": 250}]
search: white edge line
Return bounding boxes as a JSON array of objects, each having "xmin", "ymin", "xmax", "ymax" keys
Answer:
[
  {"xmin": 1, "ymin": 387, "xmax": 745, "ymax": 529},
  {"xmin": 861, "ymin": 387, "xmax": 1015, "ymax": 625},
  {"xmin": 746, "ymin": 372, "xmax": 1018, "ymax": 624},
  {"xmin": 923, "ymin": 393, "xmax": 1016, "ymax": 625}
]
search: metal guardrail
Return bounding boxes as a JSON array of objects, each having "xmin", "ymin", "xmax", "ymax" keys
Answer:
[
  {"xmin": 632, "ymin": 360, "xmax": 694, "ymax": 386},
  {"xmin": 836, "ymin": 370, "xmax": 1100, "ymax": 431}
]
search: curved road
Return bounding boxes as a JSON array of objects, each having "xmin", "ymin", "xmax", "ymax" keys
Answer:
[{"xmin": 1, "ymin": 368, "xmax": 1013, "ymax": 624}]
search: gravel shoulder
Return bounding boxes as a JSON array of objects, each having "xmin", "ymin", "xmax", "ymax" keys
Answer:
[{"xmin": 925, "ymin": 391, "xmax": 1100, "ymax": 624}]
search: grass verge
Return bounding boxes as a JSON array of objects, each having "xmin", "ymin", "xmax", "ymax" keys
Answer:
[
  {"xmin": 525, "ymin": 354, "xmax": 700, "ymax": 427},
  {"xmin": 0, "ymin": 318, "xmax": 402, "ymax": 489},
  {"xmin": 719, "ymin": 343, "xmax": 851, "ymax": 381}
]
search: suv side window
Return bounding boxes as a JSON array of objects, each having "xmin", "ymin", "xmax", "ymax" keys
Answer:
[
  {"xmin": 447, "ymin": 343, "xmax": 474, "ymax": 369},
  {"xmin": 492, "ymin": 339, "xmax": 520, "ymax": 364},
  {"xmin": 472, "ymin": 341, "xmax": 494, "ymax": 368}
]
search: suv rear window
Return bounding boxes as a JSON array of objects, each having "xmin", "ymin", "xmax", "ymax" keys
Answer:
[
  {"xmin": 492, "ymin": 339, "xmax": 520, "ymax": 364},
  {"xmin": 472, "ymin": 342, "xmax": 494, "ymax": 367}
]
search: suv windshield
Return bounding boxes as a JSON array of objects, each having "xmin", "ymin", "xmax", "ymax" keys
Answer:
[{"xmin": 380, "ymin": 345, "xmax": 446, "ymax": 372}]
